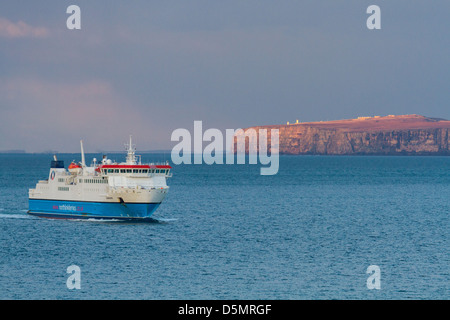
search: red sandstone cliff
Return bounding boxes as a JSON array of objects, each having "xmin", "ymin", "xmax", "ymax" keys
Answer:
[{"xmin": 236, "ymin": 115, "xmax": 450, "ymax": 155}]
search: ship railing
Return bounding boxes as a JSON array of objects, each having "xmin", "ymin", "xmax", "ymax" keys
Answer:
[
  {"xmin": 108, "ymin": 185, "xmax": 166, "ymax": 191},
  {"xmin": 147, "ymin": 161, "xmax": 171, "ymax": 166}
]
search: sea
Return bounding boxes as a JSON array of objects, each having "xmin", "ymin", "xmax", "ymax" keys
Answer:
[{"xmin": 0, "ymin": 153, "xmax": 448, "ymax": 300}]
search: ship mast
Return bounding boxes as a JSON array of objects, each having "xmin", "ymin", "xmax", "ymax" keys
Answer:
[
  {"xmin": 80, "ymin": 140, "xmax": 86, "ymax": 168},
  {"xmin": 125, "ymin": 135, "xmax": 137, "ymax": 165}
]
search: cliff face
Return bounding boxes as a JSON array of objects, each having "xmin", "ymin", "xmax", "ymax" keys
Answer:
[{"xmin": 236, "ymin": 115, "xmax": 450, "ymax": 155}]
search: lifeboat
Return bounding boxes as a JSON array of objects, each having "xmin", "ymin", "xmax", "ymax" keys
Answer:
[{"xmin": 68, "ymin": 162, "xmax": 82, "ymax": 175}]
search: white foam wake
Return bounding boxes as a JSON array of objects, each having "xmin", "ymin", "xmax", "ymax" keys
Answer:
[
  {"xmin": 154, "ymin": 217, "xmax": 178, "ymax": 222},
  {"xmin": 0, "ymin": 213, "xmax": 33, "ymax": 219}
]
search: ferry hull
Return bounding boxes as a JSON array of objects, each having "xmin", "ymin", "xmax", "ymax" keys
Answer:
[{"xmin": 28, "ymin": 199, "xmax": 161, "ymax": 221}]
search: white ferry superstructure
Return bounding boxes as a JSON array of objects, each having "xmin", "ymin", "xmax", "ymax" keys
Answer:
[{"xmin": 28, "ymin": 137, "xmax": 172, "ymax": 221}]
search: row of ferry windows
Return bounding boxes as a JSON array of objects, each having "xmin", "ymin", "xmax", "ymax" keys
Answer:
[
  {"xmin": 80, "ymin": 179, "xmax": 107, "ymax": 184},
  {"xmin": 103, "ymin": 169, "xmax": 169, "ymax": 174},
  {"xmin": 57, "ymin": 178, "xmax": 106, "ymax": 184}
]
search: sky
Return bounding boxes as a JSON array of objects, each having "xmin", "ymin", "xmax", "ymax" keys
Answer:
[{"xmin": 0, "ymin": 1, "xmax": 449, "ymax": 152}]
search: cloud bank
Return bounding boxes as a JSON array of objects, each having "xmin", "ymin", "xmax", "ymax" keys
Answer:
[
  {"xmin": 0, "ymin": 77, "xmax": 153, "ymax": 152},
  {"xmin": 0, "ymin": 17, "xmax": 49, "ymax": 38}
]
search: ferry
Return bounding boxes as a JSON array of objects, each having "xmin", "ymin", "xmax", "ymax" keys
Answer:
[{"xmin": 28, "ymin": 137, "xmax": 172, "ymax": 221}]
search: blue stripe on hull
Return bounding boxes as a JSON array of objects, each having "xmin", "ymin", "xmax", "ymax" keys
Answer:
[{"xmin": 28, "ymin": 199, "xmax": 161, "ymax": 220}]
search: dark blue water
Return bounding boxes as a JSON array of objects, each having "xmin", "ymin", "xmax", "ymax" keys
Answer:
[{"xmin": 0, "ymin": 154, "xmax": 448, "ymax": 299}]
